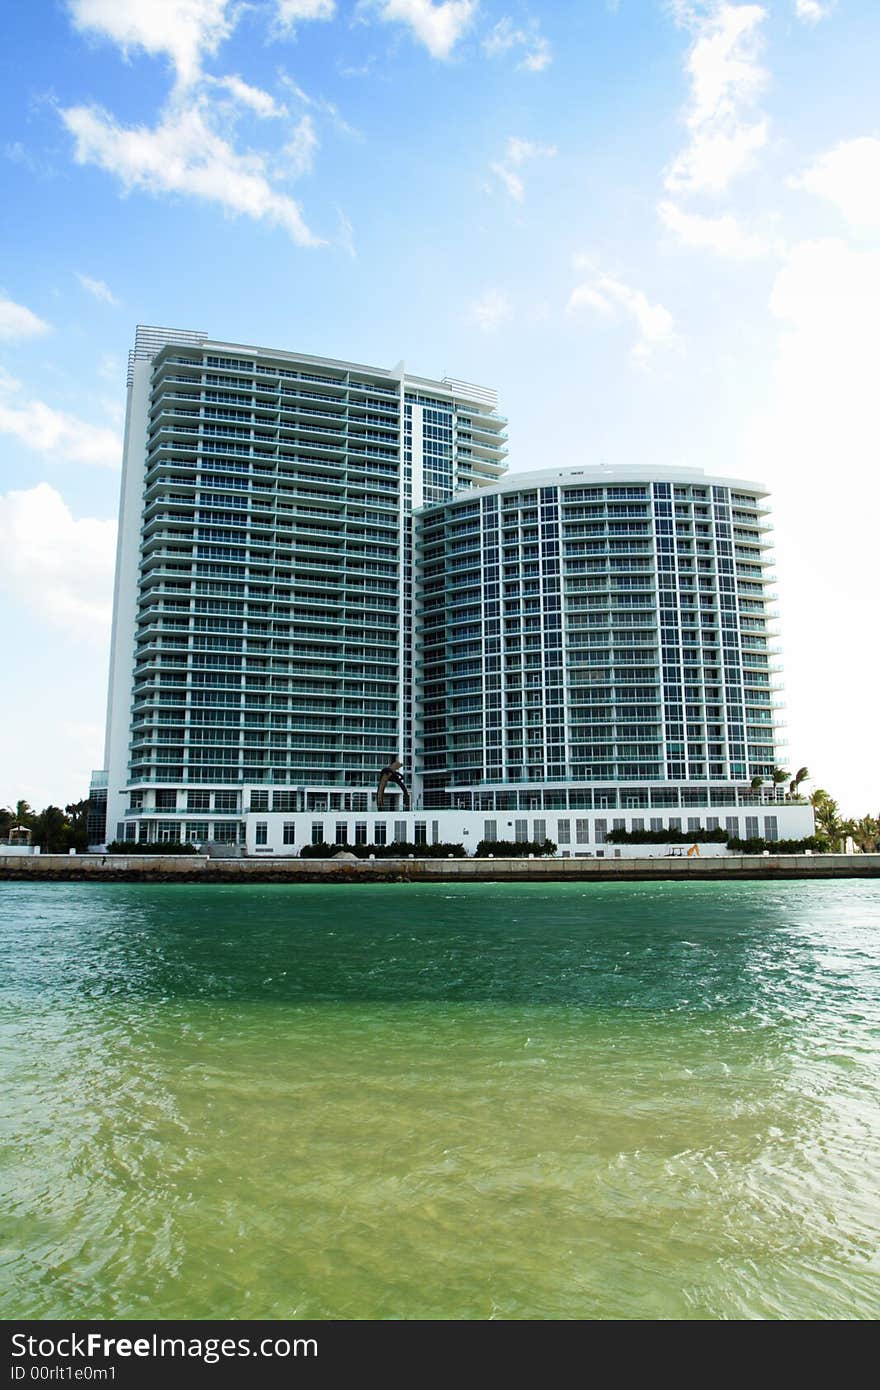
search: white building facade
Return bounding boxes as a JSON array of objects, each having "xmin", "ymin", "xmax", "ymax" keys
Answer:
[
  {"xmin": 94, "ymin": 328, "xmax": 812, "ymax": 855},
  {"xmin": 98, "ymin": 327, "xmax": 506, "ymax": 850},
  {"xmin": 414, "ymin": 465, "xmax": 813, "ymax": 849}
]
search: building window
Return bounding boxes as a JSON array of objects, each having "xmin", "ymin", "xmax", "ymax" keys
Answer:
[
  {"xmin": 414, "ymin": 821, "xmax": 427, "ymax": 845},
  {"xmin": 764, "ymin": 816, "xmax": 778, "ymax": 842},
  {"xmin": 726, "ymin": 816, "xmax": 739, "ymax": 837},
  {"xmin": 557, "ymin": 818, "xmax": 570, "ymax": 844},
  {"xmin": 355, "ymin": 822, "xmax": 367, "ymax": 845},
  {"xmin": 394, "ymin": 821, "xmax": 407, "ymax": 844},
  {"xmin": 575, "ymin": 818, "xmax": 589, "ymax": 844},
  {"xmin": 156, "ymin": 790, "xmax": 177, "ymax": 811},
  {"xmin": 745, "ymin": 816, "xmax": 759, "ymax": 838},
  {"xmin": 311, "ymin": 822, "xmax": 324, "ymax": 845},
  {"xmin": 282, "ymin": 822, "xmax": 296, "ymax": 845},
  {"xmin": 651, "ymin": 818, "xmax": 663, "ymax": 832},
  {"xmin": 187, "ymin": 791, "xmax": 210, "ymax": 812},
  {"xmin": 687, "ymin": 817, "xmax": 701, "ymax": 832},
  {"xmin": 594, "ymin": 819, "xmax": 607, "ymax": 845},
  {"xmin": 214, "ymin": 791, "xmax": 238, "ymax": 812},
  {"xmin": 156, "ymin": 821, "xmax": 180, "ymax": 843},
  {"xmin": 484, "ymin": 819, "xmax": 497, "ymax": 842},
  {"xmin": 256, "ymin": 822, "xmax": 268, "ymax": 846},
  {"xmin": 335, "ymin": 822, "xmax": 348, "ymax": 846},
  {"xmin": 374, "ymin": 822, "xmax": 387, "ymax": 845},
  {"xmin": 250, "ymin": 790, "xmax": 269, "ymax": 811},
  {"xmin": 273, "ymin": 791, "xmax": 296, "ymax": 812},
  {"xmin": 213, "ymin": 823, "xmax": 238, "ymax": 843},
  {"xmin": 186, "ymin": 822, "xmax": 209, "ymax": 842},
  {"xmin": 532, "ymin": 819, "xmax": 546, "ymax": 843},
  {"xmin": 515, "ymin": 819, "xmax": 528, "ymax": 842}
]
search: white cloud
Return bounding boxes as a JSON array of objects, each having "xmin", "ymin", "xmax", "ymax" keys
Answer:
[
  {"xmin": 61, "ymin": 98, "xmax": 323, "ymax": 246},
  {"xmin": 211, "ymin": 75, "xmax": 287, "ymax": 119},
  {"xmin": 795, "ymin": 0, "xmax": 832, "ymax": 21},
  {"xmin": 489, "ymin": 162, "xmax": 524, "ymax": 201},
  {"xmin": 744, "ymin": 236, "xmax": 880, "ymax": 813},
  {"xmin": 0, "ymin": 483, "xmax": 116, "ymax": 642},
  {"xmin": 658, "ymin": 199, "xmax": 775, "ymax": 257},
  {"xmin": 0, "ymin": 295, "xmax": 51, "ymax": 341},
  {"xmin": 75, "ymin": 272, "xmax": 120, "ymax": 305},
  {"xmin": 790, "ymin": 137, "xmax": 880, "ymax": 232},
  {"xmin": 278, "ymin": 73, "xmax": 363, "ymax": 139},
  {"xmin": 365, "ymin": 0, "xmax": 476, "ymax": 60},
  {"xmin": 0, "ymin": 370, "xmax": 121, "ymax": 468},
  {"xmin": 98, "ymin": 352, "xmax": 122, "ymax": 382},
  {"xmin": 482, "ymin": 16, "xmax": 552, "ymax": 72},
  {"xmin": 490, "ymin": 135, "xmax": 557, "ymax": 202},
  {"xmin": 335, "ymin": 207, "xmax": 356, "ymax": 257},
  {"xmin": 506, "ymin": 136, "xmax": 557, "ymax": 164},
  {"xmin": 666, "ymin": 3, "xmax": 768, "ymax": 196},
  {"xmin": 67, "ymin": 0, "xmax": 235, "ymax": 87},
  {"xmin": 281, "ymin": 114, "xmax": 319, "ymax": 178},
  {"xmin": 276, "ymin": 0, "xmax": 337, "ymax": 32},
  {"xmin": 567, "ymin": 264, "xmax": 677, "ymax": 361},
  {"xmin": 466, "ymin": 288, "xmax": 513, "ymax": 332}
]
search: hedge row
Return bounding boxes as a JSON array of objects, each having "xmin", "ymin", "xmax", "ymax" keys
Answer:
[
  {"xmin": 104, "ymin": 841, "xmax": 202, "ymax": 855},
  {"xmin": 473, "ymin": 839, "xmax": 558, "ymax": 858},
  {"xmin": 605, "ymin": 827, "xmax": 822, "ymax": 853},
  {"xmin": 605, "ymin": 827, "xmax": 729, "ymax": 845},
  {"xmin": 727, "ymin": 835, "xmax": 824, "ymax": 854},
  {"xmin": 299, "ymin": 841, "xmax": 467, "ymax": 859}
]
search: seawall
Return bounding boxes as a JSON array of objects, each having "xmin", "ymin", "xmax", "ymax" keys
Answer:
[{"xmin": 1, "ymin": 853, "xmax": 878, "ymax": 883}]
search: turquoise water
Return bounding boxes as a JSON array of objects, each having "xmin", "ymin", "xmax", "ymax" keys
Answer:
[{"xmin": 1, "ymin": 880, "xmax": 879, "ymax": 1319}]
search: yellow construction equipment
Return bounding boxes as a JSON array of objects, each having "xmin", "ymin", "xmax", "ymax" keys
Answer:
[{"xmin": 687, "ymin": 843, "xmax": 701, "ymax": 857}]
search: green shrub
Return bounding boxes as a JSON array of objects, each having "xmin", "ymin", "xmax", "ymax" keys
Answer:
[
  {"xmin": 605, "ymin": 826, "xmax": 729, "ymax": 844},
  {"xmin": 104, "ymin": 841, "xmax": 201, "ymax": 855},
  {"xmin": 473, "ymin": 839, "xmax": 558, "ymax": 858},
  {"xmin": 299, "ymin": 841, "xmax": 466, "ymax": 859},
  {"xmin": 727, "ymin": 835, "xmax": 823, "ymax": 854}
]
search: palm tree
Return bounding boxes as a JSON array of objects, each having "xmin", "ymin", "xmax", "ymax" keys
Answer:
[
  {"xmin": 750, "ymin": 775, "xmax": 764, "ymax": 797},
  {"xmin": 788, "ymin": 766, "xmax": 809, "ymax": 799},
  {"xmin": 810, "ymin": 789, "xmax": 844, "ymax": 851},
  {"xmin": 852, "ymin": 815, "xmax": 880, "ymax": 853},
  {"xmin": 14, "ymin": 799, "xmax": 34, "ymax": 826},
  {"xmin": 770, "ymin": 768, "xmax": 789, "ymax": 801}
]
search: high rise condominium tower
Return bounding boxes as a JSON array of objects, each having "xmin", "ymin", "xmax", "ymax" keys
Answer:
[
  {"xmin": 99, "ymin": 327, "xmax": 506, "ymax": 849},
  {"xmin": 418, "ymin": 467, "xmax": 795, "ymax": 815},
  {"xmin": 94, "ymin": 326, "xmax": 812, "ymax": 854}
]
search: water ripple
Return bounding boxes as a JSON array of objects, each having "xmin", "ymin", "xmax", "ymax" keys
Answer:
[{"xmin": 1, "ymin": 880, "xmax": 879, "ymax": 1319}]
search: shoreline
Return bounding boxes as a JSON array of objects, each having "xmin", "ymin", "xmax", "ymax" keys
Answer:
[{"xmin": 1, "ymin": 852, "xmax": 878, "ymax": 883}]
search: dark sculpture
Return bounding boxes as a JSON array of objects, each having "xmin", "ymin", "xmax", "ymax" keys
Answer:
[{"xmin": 377, "ymin": 757, "xmax": 410, "ymax": 810}]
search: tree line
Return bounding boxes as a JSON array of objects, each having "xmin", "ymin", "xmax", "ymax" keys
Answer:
[
  {"xmin": 749, "ymin": 764, "xmax": 879, "ymax": 852},
  {"xmin": 0, "ymin": 799, "xmax": 90, "ymax": 854}
]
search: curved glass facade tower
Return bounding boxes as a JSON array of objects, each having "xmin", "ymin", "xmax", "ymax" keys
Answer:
[{"xmin": 417, "ymin": 465, "xmax": 785, "ymax": 816}]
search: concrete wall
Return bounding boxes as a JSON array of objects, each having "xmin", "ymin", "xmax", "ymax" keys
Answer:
[{"xmin": 2, "ymin": 853, "xmax": 876, "ymax": 882}]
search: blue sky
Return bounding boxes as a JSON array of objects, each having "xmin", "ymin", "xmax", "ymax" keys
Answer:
[{"xmin": 1, "ymin": 0, "xmax": 878, "ymax": 814}]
